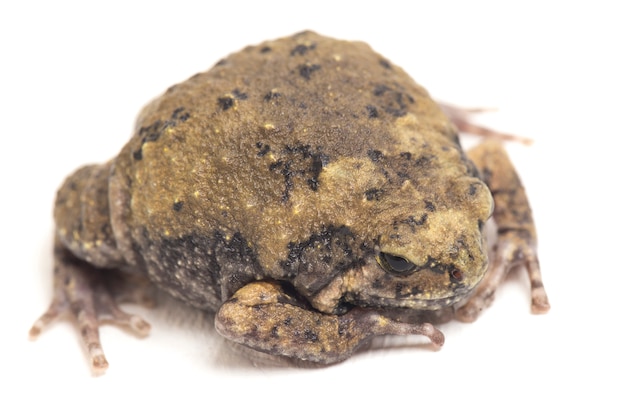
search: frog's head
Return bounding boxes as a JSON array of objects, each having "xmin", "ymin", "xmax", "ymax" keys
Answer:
[{"xmin": 347, "ymin": 175, "xmax": 494, "ymax": 311}]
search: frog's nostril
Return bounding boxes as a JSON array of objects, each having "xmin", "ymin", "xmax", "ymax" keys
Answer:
[{"xmin": 450, "ymin": 268, "xmax": 464, "ymax": 282}]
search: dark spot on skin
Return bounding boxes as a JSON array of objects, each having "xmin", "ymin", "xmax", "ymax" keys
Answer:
[
  {"xmin": 138, "ymin": 124, "xmax": 161, "ymax": 143},
  {"xmin": 395, "ymin": 168, "xmax": 411, "ymax": 180},
  {"xmin": 414, "ymin": 155, "xmax": 434, "ymax": 168},
  {"xmin": 399, "ymin": 214, "xmax": 428, "ymax": 232},
  {"xmin": 365, "ymin": 188, "xmax": 383, "ymax": 201},
  {"xmin": 256, "ymin": 142, "xmax": 270, "ymax": 157},
  {"xmin": 298, "ymin": 63, "xmax": 321, "ymax": 80},
  {"xmin": 232, "ymin": 89, "xmax": 248, "ymax": 100},
  {"xmin": 469, "ymin": 183, "xmax": 478, "ymax": 196},
  {"xmin": 395, "ymin": 283, "xmax": 404, "ymax": 297},
  {"xmin": 395, "ymin": 283, "xmax": 422, "ymax": 298},
  {"xmin": 269, "ymin": 145, "xmax": 329, "ymax": 201},
  {"xmin": 379, "ymin": 59, "xmax": 391, "ymax": 69},
  {"xmin": 372, "ymin": 83, "xmax": 414, "ymax": 117},
  {"xmin": 373, "ymin": 85, "xmax": 389, "ymax": 96},
  {"xmin": 290, "ymin": 43, "xmax": 317, "ymax": 56},
  {"xmin": 367, "ymin": 149, "xmax": 384, "ymax": 162},
  {"xmin": 531, "ymin": 281, "xmax": 544, "ymax": 289},
  {"xmin": 214, "ymin": 59, "xmax": 227, "ymax": 66},
  {"xmin": 132, "ymin": 107, "xmax": 192, "ymax": 161},
  {"xmin": 400, "ymin": 152, "xmax": 412, "ymax": 160},
  {"xmin": 283, "ymin": 317, "xmax": 292, "ymax": 326},
  {"xmin": 264, "ymin": 90, "xmax": 281, "ymax": 101},
  {"xmin": 307, "ymin": 153, "xmax": 327, "ymax": 191},
  {"xmin": 172, "ymin": 201, "xmax": 184, "ymax": 211},
  {"xmin": 425, "ymin": 201, "xmax": 435, "ymax": 212},
  {"xmin": 366, "ymin": 105, "xmax": 379, "ymax": 118},
  {"xmin": 260, "ymin": 46, "xmax": 272, "ymax": 53},
  {"xmin": 218, "ymin": 89, "xmax": 248, "ymax": 110},
  {"xmin": 269, "ymin": 161, "xmax": 283, "ymax": 171},
  {"xmin": 271, "ymin": 326, "xmax": 279, "ymax": 338},
  {"xmin": 171, "ymin": 107, "xmax": 184, "ymax": 118},
  {"xmin": 218, "ymin": 96, "xmax": 234, "ymax": 111},
  {"xmin": 303, "ymin": 329, "xmax": 319, "ymax": 342},
  {"xmin": 270, "ymin": 160, "xmax": 293, "ymax": 202}
]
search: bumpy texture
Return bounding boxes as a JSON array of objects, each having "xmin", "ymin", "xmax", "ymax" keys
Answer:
[
  {"xmin": 104, "ymin": 31, "xmax": 490, "ymax": 311},
  {"xmin": 38, "ymin": 32, "xmax": 548, "ymax": 371}
]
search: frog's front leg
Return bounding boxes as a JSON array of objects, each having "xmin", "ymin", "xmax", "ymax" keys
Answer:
[
  {"xmin": 456, "ymin": 140, "xmax": 550, "ymax": 322},
  {"xmin": 215, "ymin": 281, "xmax": 444, "ymax": 364}
]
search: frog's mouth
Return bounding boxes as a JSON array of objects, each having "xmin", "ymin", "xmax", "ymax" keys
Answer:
[{"xmin": 358, "ymin": 287, "xmax": 476, "ymax": 311}]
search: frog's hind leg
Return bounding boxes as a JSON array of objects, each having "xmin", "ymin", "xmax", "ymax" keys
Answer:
[
  {"xmin": 439, "ymin": 103, "xmax": 533, "ymax": 144},
  {"xmin": 31, "ymin": 163, "xmax": 151, "ymax": 374},
  {"xmin": 215, "ymin": 281, "xmax": 444, "ymax": 364},
  {"xmin": 455, "ymin": 140, "xmax": 550, "ymax": 322}
]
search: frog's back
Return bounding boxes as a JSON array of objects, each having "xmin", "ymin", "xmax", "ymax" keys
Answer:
[{"xmin": 113, "ymin": 31, "xmax": 457, "ymax": 309}]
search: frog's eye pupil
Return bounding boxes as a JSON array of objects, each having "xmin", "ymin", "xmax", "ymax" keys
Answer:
[{"xmin": 379, "ymin": 252, "xmax": 416, "ymax": 274}]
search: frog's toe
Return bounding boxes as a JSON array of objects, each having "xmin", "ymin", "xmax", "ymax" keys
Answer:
[
  {"xmin": 455, "ymin": 233, "xmax": 550, "ymax": 322},
  {"xmin": 31, "ymin": 244, "xmax": 151, "ymax": 374},
  {"xmin": 30, "ymin": 277, "xmax": 111, "ymax": 375},
  {"xmin": 438, "ymin": 102, "xmax": 533, "ymax": 144},
  {"xmin": 526, "ymin": 255, "xmax": 551, "ymax": 314}
]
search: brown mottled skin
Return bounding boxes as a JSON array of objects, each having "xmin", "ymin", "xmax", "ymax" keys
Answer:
[{"xmin": 31, "ymin": 32, "xmax": 549, "ymax": 374}]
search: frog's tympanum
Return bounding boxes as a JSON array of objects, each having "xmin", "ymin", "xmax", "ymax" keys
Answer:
[{"xmin": 31, "ymin": 32, "xmax": 550, "ymax": 373}]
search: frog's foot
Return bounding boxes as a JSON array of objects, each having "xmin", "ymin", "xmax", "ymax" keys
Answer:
[
  {"xmin": 215, "ymin": 281, "xmax": 444, "ymax": 364},
  {"xmin": 438, "ymin": 102, "xmax": 533, "ymax": 145},
  {"xmin": 455, "ymin": 231, "xmax": 550, "ymax": 323},
  {"xmin": 457, "ymin": 140, "xmax": 550, "ymax": 322},
  {"xmin": 30, "ymin": 245, "xmax": 151, "ymax": 375}
]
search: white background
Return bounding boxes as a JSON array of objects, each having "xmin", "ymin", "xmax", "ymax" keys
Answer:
[{"xmin": 2, "ymin": 1, "xmax": 624, "ymax": 415}]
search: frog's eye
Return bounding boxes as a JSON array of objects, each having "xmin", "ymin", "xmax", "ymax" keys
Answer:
[{"xmin": 377, "ymin": 252, "xmax": 417, "ymax": 275}]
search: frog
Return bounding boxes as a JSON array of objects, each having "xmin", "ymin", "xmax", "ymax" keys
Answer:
[{"xmin": 30, "ymin": 31, "xmax": 550, "ymax": 374}]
